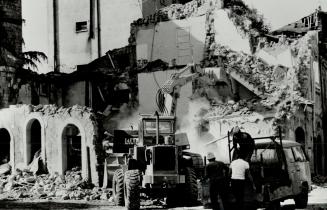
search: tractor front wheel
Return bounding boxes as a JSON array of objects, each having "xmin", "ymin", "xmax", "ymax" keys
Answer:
[
  {"xmin": 112, "ymin": 169, "xmax": 124, "ymax": 206},
  {"xmin": 124, "ymin": 169, "xmax": 141, "ymax": 210},
  {"xmin": 184, "ymin": 167, "xmax": 198, "ymax": 206}
]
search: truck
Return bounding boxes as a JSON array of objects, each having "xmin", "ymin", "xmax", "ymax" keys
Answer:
[
  {"xmin": 103, "ymin": 64, "xmax": 212, "ymax": 209},
  {"xmin": 201, "ymin": 130, "xmax": 311, "ymax": 210}
]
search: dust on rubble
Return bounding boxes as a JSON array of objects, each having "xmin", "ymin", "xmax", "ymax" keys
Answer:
[{"xmin": 0, "ymin": 166, "xmax": 113, "ymax": 202}]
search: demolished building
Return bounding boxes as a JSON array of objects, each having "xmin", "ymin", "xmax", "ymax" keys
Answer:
[
  {"xmin": 130, "ymin": 0, "xmax": 327, "ymax": 175},
  {"xmin": 1, "ymin": 0, "xmax": 327, "ymax": 190}
]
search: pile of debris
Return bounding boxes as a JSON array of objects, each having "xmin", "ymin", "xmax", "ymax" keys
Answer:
[
  {"xmin": 132, "ymin": 0, "xmax": 204, "ymax": 27},
  {"xmin": 312, "ymin": 175, "xmax": 327, "ymax": 186},
  {"xmin": 0, "ymin": 167, "xmax": 112, "ymax": 202},
  {"xmin": 212, "ymin": 44, "xmax": 278, "ymax": 94},
  {"xmin": 204, "ymin": 98, "xmax": 271, "ymax": 119}
]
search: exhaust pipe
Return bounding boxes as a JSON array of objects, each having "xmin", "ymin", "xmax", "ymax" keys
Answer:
[{"xmin": 155, "ymin": 111, "xmax": 160, "ymax": 144}]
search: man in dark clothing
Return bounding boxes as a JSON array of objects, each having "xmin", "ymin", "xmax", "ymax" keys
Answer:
[
  {"xmin": 205, "ymin": 152, "xmax": 229, "ymax": 210},
  {"xmin": 231, "ymin": 126, "xmax": 255, "ymax": 162}
]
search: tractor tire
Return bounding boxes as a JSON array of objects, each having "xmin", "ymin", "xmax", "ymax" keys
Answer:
[
  {"xmin": 294, "ymin": 192, "xmax": 308, "ymax": 208},
  {"xmin": 184, "ymin": 167, "xmax": 198, "ymax": 206},
  {"xmin": 112, "ymin": 169, "xmax": 124, "ymax": 206},
  {"xmin": 124, "ymin": 170, "xmax": 141, "ymax": 210}
]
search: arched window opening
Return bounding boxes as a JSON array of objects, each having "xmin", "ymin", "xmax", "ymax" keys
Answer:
[
  {"xmin": 62, "ymin": 124, "xmax": 82, "ymax": 172},
  {"xmin": 0, "ymin": 128, "xmax": 10, "ymax": 164},
  {"xmin": 27, "ymin": 120, "xmax": 41, "ymax": 164},
  {"xmin": 295, "ymin": 127, "xmax": 305, "ymax": 146}
]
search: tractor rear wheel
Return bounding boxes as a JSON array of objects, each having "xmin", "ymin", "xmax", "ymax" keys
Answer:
[
  {"xmin": 184, "ymin": 167, "xmax": 198, "ymax": 206},
  {"xmin": 124, "ymin": 170, "xmax": 141, "ymax": 210},
  {"xmin": 112, "ymin": 169, "xmax": 124, "ymax": 206}
]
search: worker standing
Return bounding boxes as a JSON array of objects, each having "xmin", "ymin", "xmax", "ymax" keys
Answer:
[
  {"xmin": 231, "ymin": 126, "xmax": 255, "ymax": 162},
  {"xmin": 229, "ymin": 152, "xmax": 255, "ymax": 210},
  {"xmin": 205, "ymin": 152, "xmax": 229, "ymax": 210}
]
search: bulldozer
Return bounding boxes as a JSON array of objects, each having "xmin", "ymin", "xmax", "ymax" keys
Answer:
[
  {"xmin": 103, "ymin": 64, "xmax": 211, "ymax": 209},
  {"xmin": 103, "ymin": 113, "xmax": 203, "ymax": 209}
]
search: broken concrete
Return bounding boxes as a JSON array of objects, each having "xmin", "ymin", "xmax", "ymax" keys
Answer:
[{"xmin": 0, "ymin": 104, "xmax": 102, "ymax": 186}]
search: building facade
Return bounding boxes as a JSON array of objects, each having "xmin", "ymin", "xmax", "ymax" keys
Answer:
[{"xmin": 22, "ymin": 0, "xmax": 143, "ymax": 73}]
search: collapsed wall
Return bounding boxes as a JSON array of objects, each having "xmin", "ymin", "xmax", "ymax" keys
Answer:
[
  {"xmin": 0, "ymin": 104, "xmax": 102, "ymax": 186},
  {"xmin": 199, "ymin": 12, "xmax": 318, "ymax": 162}
]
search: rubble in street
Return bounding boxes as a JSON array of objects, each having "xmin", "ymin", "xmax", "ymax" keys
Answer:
[{"xmin": 0, "ymin": 166, "xmax": 112, "ymax": 202}]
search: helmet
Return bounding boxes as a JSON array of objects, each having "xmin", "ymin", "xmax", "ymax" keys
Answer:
[
  {"xmin": 207, "ymin": 152, "xmax": 215, "ymax": 160},
  {"xmin": 232, "ymin": 126, "xmax": 240, "ymax": 135}
]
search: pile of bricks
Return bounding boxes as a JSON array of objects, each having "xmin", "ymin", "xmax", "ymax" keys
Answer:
[{"xmin": 0, "ymin": 167, "xmax": 112, "ymax": 201}]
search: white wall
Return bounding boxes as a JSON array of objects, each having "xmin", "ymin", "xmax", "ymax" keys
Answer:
[
  {"xmin": 136, "ymin": 15, "xmax": 206, "ymax": 66},
  {"xmin": 100, "ymin": 0, "xmax": 142, "ymax": 51},
  {"xmin": 22, "ymin": 0, "xmax": 142, "ymax": 73},
  {"xmin": 214, "ymin": 10, "xmax": 252, "ymax": 54},
  {"xmin": 58, "ymin": 0, "xmax": 98, "ymax": 73},
  {"xmin": 22, "ymin": 0, "xmax": 53, "ymax": 73}
]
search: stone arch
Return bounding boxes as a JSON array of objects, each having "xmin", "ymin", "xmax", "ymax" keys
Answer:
[
  {"xmin": 0, "ymin": 128, "xmax": 11, "ymax": 164},
  {"xmin": 58, "ymin": 118, "xmax": 88, "ymax": 178},
  {"xmin": 61, "ymin": 124, "xmax": 82, "ymax": 172},
  {"xmin": 295, "ymin": 127, "xmax": 305, "ymax": 146},
  {"xmin": 25, "ymin": 118, "xmax": 42, "ymax": 165}
]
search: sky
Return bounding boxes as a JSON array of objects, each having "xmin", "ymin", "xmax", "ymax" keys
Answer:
[{"xmin": 243, "ymin": 0, "xmax": 327, "ymax": 30}]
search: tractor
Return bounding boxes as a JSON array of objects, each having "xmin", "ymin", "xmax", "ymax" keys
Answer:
[{"xmin": 103, "ymin": 112, "xmax": 204, "ymax": 209}]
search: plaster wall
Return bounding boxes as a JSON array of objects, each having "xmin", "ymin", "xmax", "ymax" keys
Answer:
[
  {"xmin": 213, "ymin": 10, "xmax": 251, "ymax": 54},
  {"xmin": 22, "ymin": 0, "xmax": 142, "ymax": 73},
  {"xmin": 136, "ymin": 15, "xmax": 206, "ymax": 66},
  {"xmin": 0, "ymin": 105, "xmax": 101, "ymax": 185}
]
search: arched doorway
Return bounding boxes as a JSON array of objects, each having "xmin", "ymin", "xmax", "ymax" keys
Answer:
[
  {"xmin": 316, "ymin": 135, "xmax": 323, "ymax": 174},
  {"xmin": 295, "ymin": 127, "xmax": 305, "ymax": 146},
  {"xmin": 26, "ymin": 119, "xmax": 41, "ymax": 164},
  {"xmin": 0, "ymin": 128, "xmax": 10, "ymax": 164},
  {"xmin": 62, "ymin": 124, "xmax": 81, "ymax": 172}
]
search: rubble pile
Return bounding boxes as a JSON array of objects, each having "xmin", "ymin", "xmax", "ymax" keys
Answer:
[
  {"xmin": 289, "ymin": 31, "xmax": 318, "ymax": 98},
  {"xmin": 129, "ymin": 0, "xmax": 206, "ymax": 44},
  {"xmin": 202, "ymin": 26, "xmax": 317, "ymax": 133},
  {"xmin": 204, "ymin": 98, "xmax": 271, "ymax": 119},
  {"xmin": 313, "ymin": 175, "xmax": 327, "ymax": 185},
  {"xmin": 221, "ymin": 45, "xmax": 277, "ymax": 93},
  {"xmin": 223, "ymin": 0, "xmax": 270, "ymax": 52},
  {"xmin": 132, "ymin": 0, "xmax": 204, "ymax": 27},
  {"xmin": 0, "ymin": 167, "xmax": 112, "ymax": 202}
]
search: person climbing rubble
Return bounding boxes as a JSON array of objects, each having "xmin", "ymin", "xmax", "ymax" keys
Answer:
[
  {"xmin": 231, "ymin": 126, "xmax": 255, "ymax": 162},
  {"xmin": 205, "ymin": 152, "xmax": 229, "ymax": 210}
]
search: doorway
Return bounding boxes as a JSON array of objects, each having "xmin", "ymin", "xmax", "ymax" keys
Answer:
[
  {"xmin": 27, "ymin": 119, "xmax": 41, "ymax": 164},
  {"xmin": 295, "ymin": 127, "xmax": 305, "ymax": 146},
  {"xmin": 62, "ymin": 124, "xmax": 82, "ymax": 172},
  {"xmin": 0, "ymin": 128, "xmax": 10, "ymax": 164}
]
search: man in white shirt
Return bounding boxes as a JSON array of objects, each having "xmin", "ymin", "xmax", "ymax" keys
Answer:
[{"xmin": 229, "ymin": 152, "xmax": 254, "ymax": 210}]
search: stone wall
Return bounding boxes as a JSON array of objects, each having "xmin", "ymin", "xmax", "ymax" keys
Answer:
[{"xmin": 0, "ymin": 104, "xmax": 102, "ymax": 186}]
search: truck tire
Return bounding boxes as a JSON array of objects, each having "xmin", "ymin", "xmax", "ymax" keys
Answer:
[
  {"xmin": 294, "ymin": 192, "xmax": 308, "ymax": 208},
  {"xmin": 112, "ymin": 169, "xmax": 124, "ymax": 206},
  {"xmin": 184, "ymin": 167, "xmax": 198, "ymax": 206},
  {"xmin": 124, "ymin": 170, "xmax": 141, "ymax": 210}
]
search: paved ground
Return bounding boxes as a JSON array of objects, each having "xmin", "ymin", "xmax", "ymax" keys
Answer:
[{"xmin": 0, "ymin": 185, "xmax": 327, "ymax": 210}]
